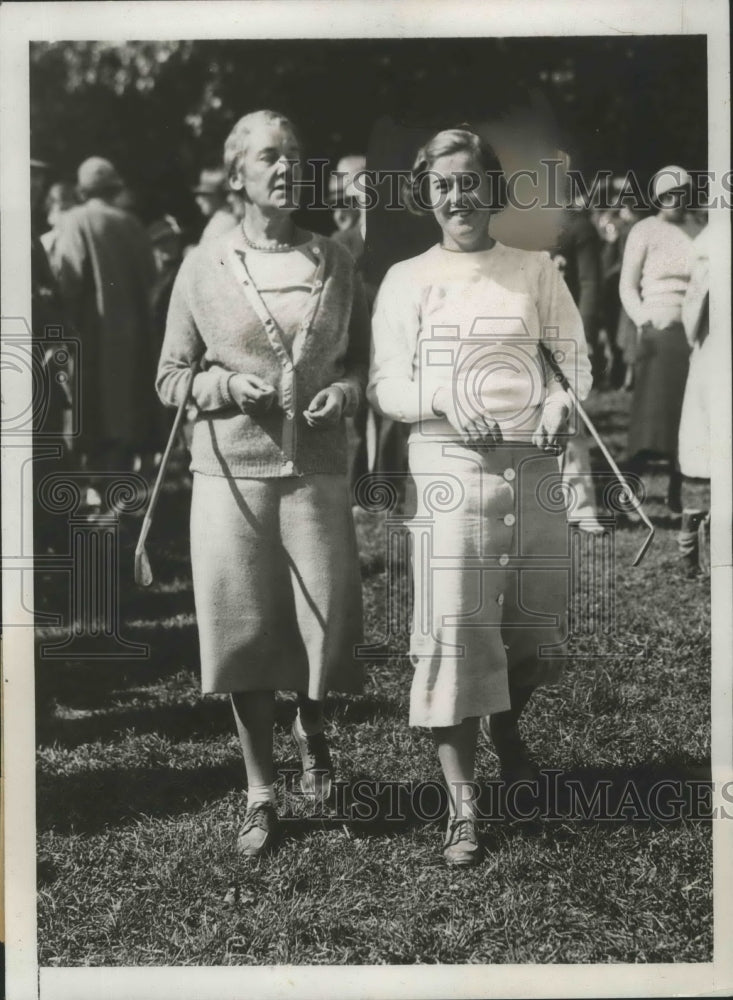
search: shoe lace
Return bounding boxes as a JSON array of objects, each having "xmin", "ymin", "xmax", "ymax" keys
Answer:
[
  {"xmin": 447, "ymin": 817, "xmax": 477, "ymax": 846},
  {"xmin": 241, "ymin": 804, "xmax": 271, "ymax": 834}
]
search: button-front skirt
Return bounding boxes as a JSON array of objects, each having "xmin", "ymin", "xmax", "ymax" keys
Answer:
[{"xmin": 406, "ymin": 441, "xmax": 569, "ymax": 727}]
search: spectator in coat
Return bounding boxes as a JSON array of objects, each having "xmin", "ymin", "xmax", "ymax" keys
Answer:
[{"xmin": 53, "ymin": 156, "xmax": 157, "ymax": 475}]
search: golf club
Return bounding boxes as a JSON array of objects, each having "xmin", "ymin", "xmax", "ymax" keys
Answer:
[
  {"xmin": 134, "ymin": 360, "xmax": 199, "ymax": 586},
  {"xmin": 539, "ymin": 342, "xmax": 655, "ymax": 566}
]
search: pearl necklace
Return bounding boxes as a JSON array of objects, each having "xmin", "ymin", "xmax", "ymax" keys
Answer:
[{"xmin": 241, "ymin": 223, "xmax": 296, "ymax": 253}]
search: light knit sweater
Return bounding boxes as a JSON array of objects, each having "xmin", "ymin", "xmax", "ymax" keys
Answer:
[
  {"xmin": 368, "ymin": 242, "xmax": 592, "ymax": 443},
  {"xmin": 619, "ymin": 215, "xmax": 695, "ymax": 330},
  {"xmin": 156, "ymin": 226, "xmax": 369, "ymax": 477}
]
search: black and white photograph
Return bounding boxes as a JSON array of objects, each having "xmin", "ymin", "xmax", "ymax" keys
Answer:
[{"xmin": 1, "ymin": 2, "xmax": 731, "ymax": 998}]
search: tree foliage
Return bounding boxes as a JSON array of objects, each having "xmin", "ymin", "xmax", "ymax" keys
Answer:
[{"xmin": 30, "ymin": 37, "xmax": 707, "ymax": 229}]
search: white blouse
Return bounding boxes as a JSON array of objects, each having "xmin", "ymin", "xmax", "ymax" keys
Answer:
[{"xmin": 368, "ymin": 242, "xmax": 593, "ymax": 442}]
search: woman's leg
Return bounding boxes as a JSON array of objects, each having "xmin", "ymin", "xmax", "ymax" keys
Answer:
[
  {"xmin": 293, "ymin": 693, "xmax": 331, "ymax": 799},
  {"xmin": 432, "ymin": 717, "xmax": 482, "ymax": 866},
  {"xmin": 487, "ymin": 679, "xmax": 539, "ymax": 782},
  {"xmin": 667, "ymin": 457, "xmax": 683, "ymax": 512},
  {"xmin": 433, "ymin": 717, "xmax": 480, "ymax": 816},
  {"xmin": 231, "ymin": 690, "xmax": 276, "ymax": 794},
  {"xmin": 230, "ymin": 690, "xmax": 279, "ymax": 857}
]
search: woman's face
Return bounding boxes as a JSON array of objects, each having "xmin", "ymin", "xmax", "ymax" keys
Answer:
[
  {"xmin": 657, "ymin": 187, "xmax": 688, "ymax": 224},
  {"xmin": 231, "ymin": 121, "xmax": 302, "ymax": 214},
  {"xmin": 426, "ymin": 149, "xmax": 494, "ymax": 252}
]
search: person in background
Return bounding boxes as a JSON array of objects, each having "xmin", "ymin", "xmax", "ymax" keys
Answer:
[
  {"xmin": 53, "ymin": 156, "xmax": 157, "ymax": 487},
  {"xmin": 329, "ymin": 155, "xmax": 366, "ymax": 235},
  {"xmin": 677, "ymin": 223, "xmax": 711, "ymax": 575},
  {"xmin": 40, "ymin": 181, "xmax": 79, "ymax": 266},
  {"xmin": 595, "ymin": 179, "xmax": 635, "ymax": 388},
  {"xmin": 31, "ymin": 159, "xmax": 76, "ymax": 544},
  {"xmin": 619, "ymin": 165, "xmax": 699, "ymax": 513},
  {"xmin": 610, "ymin": 195, "xmax": 645, "ymax": 390},
  {"xmin": 193, "ymin": 167, "xmax": 237, "ymax": 244},
  {"xmin": 114, "ymin": 185, "xmax": 140, "ymax": 215},
  {"xmin": 550, "ymin": 198, "xmax": 604, "ymax": 533},
  {"xmin": 148, "ymin": 216, "xmax": 186, "ymax": 459},
  {"xmin": 330, "ymin": 156, "xmax": 411, "ymax": 507}
]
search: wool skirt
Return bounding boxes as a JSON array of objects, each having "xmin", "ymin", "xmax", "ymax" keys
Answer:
[
  {"xmin": 627, "ymin": 322, "xmax": 690, "ymax": 460},
  {"xmin": 190, "ymin": 472, "xmax": 364, "ymax": 696},
  {"xmin": 406, "ymin": 440, "xmax": 569, "ymax": 728}
]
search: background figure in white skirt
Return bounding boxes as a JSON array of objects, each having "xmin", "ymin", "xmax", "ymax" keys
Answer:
[
  {"xmin": 677, "ymin": 223, "xmax": 710, "ymax": 574},
  {"xmin": 369, "ymin": 128, "xmax": 592, "ymax": 867}
]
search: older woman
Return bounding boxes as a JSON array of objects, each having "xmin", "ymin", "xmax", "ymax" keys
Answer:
[
  {"xmin": 619, "ymin": 166, "xmax": 701, "ymax": 511},
  {"xmin": 157, "ymin": 110, "xmax": 368, "ymax": 858},
  {"xmin": 368, "ymin": 128, "xmax": 592, "ymax": 866}
]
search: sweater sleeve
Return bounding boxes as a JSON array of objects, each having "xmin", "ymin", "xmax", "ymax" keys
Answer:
[
  {"xmin": 329, "ymin": 269, "xmax": 370, "ymax": 417},
  {"xmin": 155, "ymin": 254, "xmax": 236, "ymax": 412},
  {"xmin": 537, "ymin": 254, "xmax": 594, "ymax": 407},
  {"xmin": 367, "ymin": 264, "xmax": 440, "ymax": 423},
  {"xmin": 619, "ymin": 221, "xmax": 648, "ymax": 329}
]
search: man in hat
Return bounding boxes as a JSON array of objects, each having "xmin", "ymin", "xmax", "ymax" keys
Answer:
[
  {"xmin": 193, "ymin": 166, "xmax": 237, "ymax": 244},
  {"xmin": 53, "ymin": 155, "xmax": 157, "ymax": 477}
]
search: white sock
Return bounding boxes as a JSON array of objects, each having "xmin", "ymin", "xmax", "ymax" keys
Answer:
[
  {"xmin": 247, "ymin": 783, "xmax": 275, "ymax": 808},
  {"xmin": 295, "ymin": 708, "xmax": 324, "ymax": 738}
]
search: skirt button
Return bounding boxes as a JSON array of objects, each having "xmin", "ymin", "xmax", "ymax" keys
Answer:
[
  {"xmin": 503, "ymin": 513, "xmax": 516, "ymax": 526},
  {"xmin": 503, "ymin": 468, "xmax": 516, "ymax": 482}
]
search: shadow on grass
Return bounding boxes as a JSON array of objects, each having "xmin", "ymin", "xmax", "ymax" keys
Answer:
[
  {"xmin": 37, "ymin": 759, "xmax": 713, "ymax": 839},
  {"xmin": 36, "ymin": 689, "xmax": 401, "ymax": 748}
]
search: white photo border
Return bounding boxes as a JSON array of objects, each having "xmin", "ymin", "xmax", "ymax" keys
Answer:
[{"xmin": 1, "ymin": 2, "xmax": 730, "ymax": 998}]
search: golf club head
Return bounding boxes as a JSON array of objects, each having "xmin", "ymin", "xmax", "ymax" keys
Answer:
[{"xmin": 134, "ymin": 546, "xmax": 154, "ymax": 587}]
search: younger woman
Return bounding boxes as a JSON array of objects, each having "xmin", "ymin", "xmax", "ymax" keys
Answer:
[{"xmin": 368, "ymin": 128, "xmax": 592, "ymax": 866}]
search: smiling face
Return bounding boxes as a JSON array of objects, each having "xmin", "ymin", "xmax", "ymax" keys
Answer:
[
  {"xmin": 426, "ymin": 149, "xmax": 494, "ymax": 252},
  {"xmin": 230, "ymin": 120, "xmax": 301, "ymax": 215}
]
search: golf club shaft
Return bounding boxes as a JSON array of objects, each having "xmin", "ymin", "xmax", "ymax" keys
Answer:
[{"xmin": 136, "ymin": 361, "xmax": 198, "ymax": 549}]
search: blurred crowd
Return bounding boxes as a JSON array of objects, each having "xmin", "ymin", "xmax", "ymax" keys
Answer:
[{"xmin": 30, "ymin": 152, "xmax": 711, "ymax": 573}]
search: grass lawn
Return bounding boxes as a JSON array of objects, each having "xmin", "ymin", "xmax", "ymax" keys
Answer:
[{"xmin": 35, "ymin": 388, "xmax": 713, "ymax": 966}]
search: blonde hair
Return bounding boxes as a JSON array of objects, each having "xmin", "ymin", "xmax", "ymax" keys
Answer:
[
  {"xmin": 223, "ymin": 110, "xmax": 300, "ymax": 184},
  {"xmin": 403, "ymin": 128, "xmax": 505, "ymax": 216}
]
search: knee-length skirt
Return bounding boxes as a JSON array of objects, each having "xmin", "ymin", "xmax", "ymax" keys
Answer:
[
  {"xmin": 190, "ymin": 472, "xmax": 364, "ymax": 697},
  {"xmin": 406, "ymin": 440, "xmax": 570, "ymax": 728}
]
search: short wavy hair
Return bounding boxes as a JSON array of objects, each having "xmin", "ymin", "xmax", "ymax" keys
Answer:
[
  {"xmin": 402, "ymin": 128, "xmax": 505, "ymax": 217},
  {"xmin": 223, "ymin": 110, "xmax": 301, "ymax": 185}
]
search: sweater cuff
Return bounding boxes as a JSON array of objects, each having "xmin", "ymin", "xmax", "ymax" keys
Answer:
[
  {"xmin": 218, "ymin": 371, "xmax": 236, "ymax": 408},
  {"xmin": 330, "ymin": 378, "xmax": 360, "ymax": 418}
]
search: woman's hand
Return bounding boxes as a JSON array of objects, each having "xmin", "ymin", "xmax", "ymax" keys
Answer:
[
  {"xmin": 532, "ymin": 399, "xmax": 570, "ymax": 455},
  {"xmin": 432, "ymin": 387, "xmax": 503, "ymax": 450},
  {"xmin": 303, "ymin": 386, "xmax": 346, "ymax": 428},
  {"xmin": 228, "ymin": 373, "xmax": 277, "ymax": 414}
]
